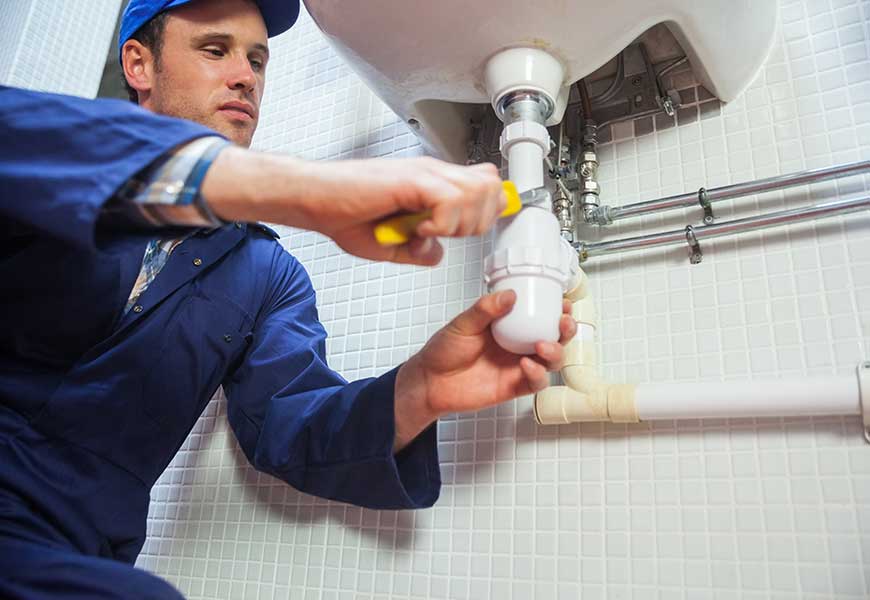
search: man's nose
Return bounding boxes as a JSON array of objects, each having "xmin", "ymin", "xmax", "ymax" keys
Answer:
[{"xmin": 227, "ymin": 56, "xmax": 257, "ymax": 92}]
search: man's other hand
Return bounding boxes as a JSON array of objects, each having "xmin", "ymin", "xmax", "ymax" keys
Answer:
[{"xmin": 392, "ymin": 291, "xmax": 577, "ymax": 451}]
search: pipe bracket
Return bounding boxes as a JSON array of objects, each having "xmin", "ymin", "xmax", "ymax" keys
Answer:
[
  {"xmin": 698, "ymin": 187, "xmax": 715, "ymax": 224},
  {"xmin": 685, "ymin": 226, "xmax": 703, "ymax": 264},
  {"xmin": 858, "ymin": 361, "xmax": 870, "ymax": 445}
]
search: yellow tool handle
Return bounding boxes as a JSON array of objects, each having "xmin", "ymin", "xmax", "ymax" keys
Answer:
[{"xmin": 374, "ymin": 180, "xmax": 522, "ymax": 246}]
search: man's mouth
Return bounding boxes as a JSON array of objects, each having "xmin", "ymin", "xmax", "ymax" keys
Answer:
[{"xmin": 218, "ymin": 101, "xmax": 255, "ymax": 121}]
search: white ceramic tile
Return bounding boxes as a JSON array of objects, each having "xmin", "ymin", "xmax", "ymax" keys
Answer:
[
  {"xmin": 0, "ymin": 1, "xmax": 33, "ymax": 83},
  {"xmin": 0, "ymin": 0, "xmax": 122, "ymax": 97}
]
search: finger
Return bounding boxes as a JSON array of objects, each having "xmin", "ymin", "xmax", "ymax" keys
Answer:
[
  {"xmin": 454, "ymin": 196, "xmax": 482, "ymax": 238},
  {"xmin": 417, "ymin": 201, "xmax": 461, "ymax": 238},
  {"xmin": 447, "ymin": 172, "xmax": 490, "ymax": 237},
  {"xmin": 468, "ymin": 161, "xmax": 500, "ymax": 176},
  {"xmin": 495, "ymin": 183, "xmax": 508, "ymax": 216},
  {"xmin": 559, "ymin": 314, "xmax": 577, "ymax": 344},
  {"xmin": 520, "ymin": 357, "xmax": 549, "ymax": 393},
  {"xmin": 437, "ymin": 165, "xmax": 501, "ymax": 237},
  {"xmin": 563, "ymin": 298, "xmax": 572, "ymax": 315},
  {"xmin": 405, "ymin": 167, "xmax": 464, "ymax": 237},
  {"xmin": 378, "ymin": 236, "xmax": 444, "ymax": 267},
  {"xmin": 393, "ymin": 169, "xmax": 450, "ymax": 215},
  {"xmin": 406, "ymin": 236, "xmax": 444, "ymax": 265},
  {"xmin": 476, "ymin": 184, "xmax": 503, "ymax": 236},
  {"xmin": 448, "ymin": 290, "xmax": 516, "ymax": 336},
  {"xmin": 473, "ymin": 174, "xmax": 506, "ymax": 235},
  {"xmin": 534, "ymin": 341, "xmax": 565, "ymax": 371}
]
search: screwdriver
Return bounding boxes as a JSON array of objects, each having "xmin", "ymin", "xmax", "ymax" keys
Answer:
[{"xmin": 374, "ymin": 181, "xmax": 547, "ymax": 246}]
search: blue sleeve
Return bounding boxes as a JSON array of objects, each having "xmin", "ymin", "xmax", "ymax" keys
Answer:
[
  {"xmin": 223, "ymin": 245, "xmax": 441, "ymax": 509},
  {"xmin": 0, "ymin": 85, "xmax": 220, "ymax": 250}
]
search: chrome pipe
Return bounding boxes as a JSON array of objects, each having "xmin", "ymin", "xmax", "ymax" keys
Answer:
[
  {"xmin": 498, "ymin": 91, "xmax": 552, "ymax": 126},
  {"xmin": 576, "ymin": 195, "xmax": 870, "ymax": 262},
  {"xmin": 598, "ymin": 160, "xmax": 870, "ymax": 224}
]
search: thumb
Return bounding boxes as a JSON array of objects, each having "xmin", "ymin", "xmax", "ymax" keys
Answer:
[
  {"xmin": 404, "ymin": 237, "xmax": 444, "ymax": 265},
  {"xmin": 449, "ymin": 290, "xmax": 516, "ymax": 336},
  {"xmin": 355, "ymin": 236, "xmax": 444, "ymax": 266}
]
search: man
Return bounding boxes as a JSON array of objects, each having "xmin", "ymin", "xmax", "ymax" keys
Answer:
[{"xmin": 0, "ymin": 0, "xmax": 575, "ymax": 597}]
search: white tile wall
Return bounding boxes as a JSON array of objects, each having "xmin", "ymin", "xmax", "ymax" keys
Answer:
[
  {"xmin": 138, "ymin": 2, "xmax": 870, "ymax": 598},
  {"xmin": 4, "ymin": 0, "xmax": 870, "ymax": 598},
  {"xmin": 0, "ymin": 1, "xmax": 33, "ymax": 84},
  {"xmin": 0, "ymin": 0, "xmax": 121, "ymax": 97}
]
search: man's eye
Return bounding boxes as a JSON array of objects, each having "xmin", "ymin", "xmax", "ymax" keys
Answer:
[
  {"xmin": 204, "ymin": 48, "xmax": 224, "ymax": 57},
  {"xmin": 251, "ymin": 60, "xmax": 263, "ymax": 72}
]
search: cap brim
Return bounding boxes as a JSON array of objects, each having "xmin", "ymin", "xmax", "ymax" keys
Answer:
[{"xmin": 257, "ymin": 0, "xmax": 301, "ymax": 38}]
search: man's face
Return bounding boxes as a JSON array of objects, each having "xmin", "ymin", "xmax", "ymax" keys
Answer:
[{"xmin": 142, "ymin": 0, "xmax": 269, "ymax": 147}]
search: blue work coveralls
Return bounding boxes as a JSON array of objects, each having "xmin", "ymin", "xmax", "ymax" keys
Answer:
[{"xmin": 0, "ymin": 85, "xmax": 439, "ymax": 598}]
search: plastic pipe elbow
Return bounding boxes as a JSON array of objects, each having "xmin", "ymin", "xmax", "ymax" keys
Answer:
[
  {"xmin": 562, "ymin": 296, "xmax": 598, "ymax": 391},
  {"xmin": 561, "ymin": 339, "xmax": 598, "ymax": 392},
  {"xmin": 564, "ymin": 268, "xmax": 588, "ymax": 302},
  {"xmin": 534, "ymin": 383, "xmax": 639, "ymax": 424},
  {"xmin": 534, "ymin": 386, "xmax": 607, "ymax": 424},
  {"xmin": 536, "ymin": 282, "xmax": 640, "ymax": 423},
  {"xmin": 571, "ymin": 295, "xmax": 597, "ymax": 328}
]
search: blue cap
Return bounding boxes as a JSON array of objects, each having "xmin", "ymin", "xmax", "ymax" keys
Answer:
[{"xmin": 119, "ymin": 0, "xmax": 299, "ymax": 60}]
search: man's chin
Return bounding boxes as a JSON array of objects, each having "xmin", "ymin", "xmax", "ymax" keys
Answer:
[{"xmin": 210, "ymin": 120, "xmax": 254, "ymax": 147}]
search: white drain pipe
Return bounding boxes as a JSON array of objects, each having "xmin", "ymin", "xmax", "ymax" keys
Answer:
[
  {"xmin": 634, "ymin": 377, "xmax": 861, "ymax": 421},
  {"xmin": 483, "ymin": 48, "xmax": 580, "ymax": 355},
  {"xmin": 534, "ymin": 271, "xmax": 870, "ymax": 443}
]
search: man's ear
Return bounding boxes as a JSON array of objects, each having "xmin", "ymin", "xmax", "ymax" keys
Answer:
[{"xmin": 121, "ymin": 40, "xmax": 155, "ymax": 99}]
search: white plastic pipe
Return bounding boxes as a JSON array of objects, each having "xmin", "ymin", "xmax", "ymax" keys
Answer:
[
  {"xmin": 535, "ymin": 272, "xmax": 868, "ymax": 431},
  {"xmin": 483, "ymin": 48, "xmax": 582, "ymax": 354},
  {"xmin": 634, "ymin": 377, "xmax": 860, "ymax": 420},
  {"xmin": 507, "ymin": 142, "xmax": 545, "ymax": 192},
  {"xmin": 488, "ymin": 210, "xmax": 566, "ymax": 354}
]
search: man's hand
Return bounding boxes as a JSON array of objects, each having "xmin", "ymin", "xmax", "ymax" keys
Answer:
[
  {"xmin": 301, "ymin": 157, "xmax": 505, "ymax": 266},
  {"xmin": 204, "ymin": 149, "xmax": 505, "ymax": 266},
  {"xmin": 392, "ymin": 290, "xmax": 577, "ymax": 452}
]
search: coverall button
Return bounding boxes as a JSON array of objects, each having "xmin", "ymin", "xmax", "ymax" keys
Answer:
[
  {"xmin": 132, "ymin": 305, "xmax": 143, "ymax": 313},
  {"xmin": 193, "ymin": 258, "xmax": 203, "ymax": 266},
  {"xmin": 223, "ymin": 334, "xmax": 233, "ymax": 343},
  {"xmin": 234, "ymin": 222, "xmax": 242, "ymax": 229}
]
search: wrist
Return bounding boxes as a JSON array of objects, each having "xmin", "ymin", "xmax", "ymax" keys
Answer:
[{"xmin": 393, "ymin": 357, "xmax": 439, "ymax": 452}]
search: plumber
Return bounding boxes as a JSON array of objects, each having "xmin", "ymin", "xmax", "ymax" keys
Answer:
[{"xmin": 0, "ymin": 0, "xmax": 576, "ymax": 597}]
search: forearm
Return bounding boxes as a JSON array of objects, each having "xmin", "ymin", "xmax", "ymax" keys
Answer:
[
  {"xmin": 202, "ymin": 146, "xmax": 347, "ymax": 232},
  {"xmin": 99, "ymin": 139, "xmax": 342, "ymax": 233}
]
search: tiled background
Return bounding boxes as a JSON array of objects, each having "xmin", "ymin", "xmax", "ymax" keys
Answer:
[
  {"xmin": 3, "ymin": 0, "xmax": 870, "ymax": 598},
  {"xmin": 0, "ymin": 0, "xmax": 120, "ymax": 95}
]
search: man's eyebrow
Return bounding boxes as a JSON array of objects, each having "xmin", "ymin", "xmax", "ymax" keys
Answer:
[
  {"xmin": 191, "ymin": 32, "xmax": 270, "ymax": 58},
  {"xmin": 253, "ymin": 43, "xmax": 270, "ymax": 59}
]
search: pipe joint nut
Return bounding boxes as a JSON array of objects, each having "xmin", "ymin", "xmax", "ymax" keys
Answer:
[
  {"xmin": 590, "ymin": 205, "xmax": 612, "ymax": 225},
  {"xmin": 581, "ymin": 180, "xmax": 600, "ymax": 195},
  {"xmin": 484, "ymin": 240, "xmax": 579, "ymax": 292},
  {"xmin": 500, "ymin": 120, "xmax": 550, "ymax": 156}
]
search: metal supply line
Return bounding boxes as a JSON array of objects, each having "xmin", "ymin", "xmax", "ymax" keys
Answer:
[
  {"xmin": 576, "ymin": 194, "xmax": 870, "ymax": 263},
  {"xmin": 589, "ymin": 159, "xmax": 870, "ymax": 225}
]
